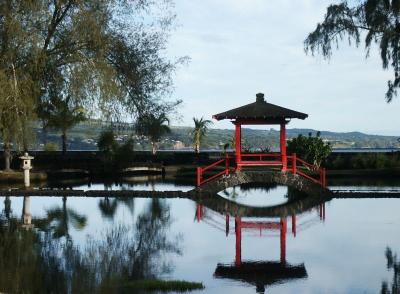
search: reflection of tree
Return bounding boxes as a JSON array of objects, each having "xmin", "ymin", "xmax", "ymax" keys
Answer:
[
  {"xmin": 286, "ymin": 187, "xmax": 308, "ymax": 202},
  {"xmin": 0, "ymin": 218, "xmax": 66, "ymax": 293},
  {"xmin": 0, "ymin": 197, "xmax": 181, "ymax": 292},
  {"xmin": 98, "ymin": 197, "xmax": 135, "ymax": 220},
  {"xmin": 239, "ymin": 182, "xmax": 278, "ymax": 192},
  {"xmin": 3, "ymin": 196, "xmax": 11, "ymax": 220},
  {"xmin": 44, "ymin": 196, "xmax": 87, "ymax": 240},
  {"xmin": 98, "ymin": 197, "xmax": 118, "ymax": 219},
  {"xmin": 381, "ymin": 247, "xmax": 400, "ymax": 294}
]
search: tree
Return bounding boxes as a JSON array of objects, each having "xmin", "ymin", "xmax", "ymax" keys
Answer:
[
  {"xmin": 0, "ymin": 0, "xmax": 183, "ymax": 164},
  {"xmin": 0, "ymin": 66, "xmax": 35, "ymax": 170},
  {"xmin": 97, "ymin": 129, "xmax": 117, "ymax": 155},
  {"xmin": 191, "ymin": 117, "xmax": 213, "ymax": 153},
  {"xmin": 287, "ymin": 132, "xmax": 332, "ymax": 168},
  {"xmin": 135, "ymin": 112, "xmax": 171, "ymax": 155},
  {"xmin": 38, "ymin": 95, "xmax": 86, "ymax": 154},
  {"xmin": 305, "ymin": 0, "xmax": 400, "ymax": 102}
]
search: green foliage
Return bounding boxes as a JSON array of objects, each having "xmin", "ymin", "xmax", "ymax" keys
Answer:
[
  {"xmin": 39, "ymin": 95, "xmax": 87, "ymax": 153},
  {"xmin": 305, "ymin": 0, "xmax": 400, "ymax": 101},
  {"xmin": 136, "ymin": 112, "xmax": 171, "ymax": 154},
  {"xmin": 44, "ymin": 142, "xmax": 58, "ymax": 152},
  {"xmin": 114, "ymin": 138, "xmax": 135, "ymax": 165},
  {"xmin": 97, "ymin": 129, "xmax": 135, "ymax": 170},
  {"xmin": 287, "ymin": 132, "xmax": 332, "ymax": 168},
  {"xmin": 97, "ymin": 130, "xmax": 118, "ymax": 155},
  {"xmin": 350, "ymin": 153, "xmax": 393, "ymax": 169},
  {"xmin": 190, "ymin": 117, "xmax": 213, "ymax": 153},
  {"xmin": 0, "ymin": 0, "xmax": 183, "ymax": 159}
]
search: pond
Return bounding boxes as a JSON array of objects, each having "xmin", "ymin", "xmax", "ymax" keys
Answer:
[{"xmin": 0, "ymin": 178, "xmax": 400, "ymax": 293}]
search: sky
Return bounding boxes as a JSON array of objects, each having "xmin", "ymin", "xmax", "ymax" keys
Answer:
[{"xmin": 166, "ymin": 0, "xmax": 400, "ymax": 136}]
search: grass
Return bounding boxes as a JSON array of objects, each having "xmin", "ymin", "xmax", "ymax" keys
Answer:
[{"xmin": 120, "ymin": 279, "xmax": 205, "ymax": 292}]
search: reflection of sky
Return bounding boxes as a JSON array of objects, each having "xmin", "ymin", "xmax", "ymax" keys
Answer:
[
  {"xmin": 218, "ymin": 185, "xmax": 289, "ymax": 207},
  {"xmin": 1, "ymin": 186, "xmax": 400, "ymax": 293}
]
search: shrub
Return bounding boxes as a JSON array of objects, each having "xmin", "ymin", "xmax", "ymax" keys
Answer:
[
  {"xmin": 44, "ymin": 142, "xmax": 58, "ymax": 152},
  {"xmin": 97, "ymin": 130, "xmax": 135, "ymax": 170},
  {"xmin": 97, "ymin": 130, "xmax": 117, "ymax": 155},
  {"xmin": 287, "ymin": 132, "xmax": 332, "ymax": 168}
]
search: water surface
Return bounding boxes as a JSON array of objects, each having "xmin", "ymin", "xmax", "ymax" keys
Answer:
[{"xmin": 1, "ymin": 180, "xmax": 399, "ymax": 293}]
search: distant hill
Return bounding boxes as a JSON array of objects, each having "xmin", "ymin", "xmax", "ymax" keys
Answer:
[{"xmin": 23, "ymin": 121, "xmax": 400, "ymax": 151}]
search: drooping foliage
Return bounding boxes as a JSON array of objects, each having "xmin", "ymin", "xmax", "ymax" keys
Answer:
[
  {"xmin": 305, "ymin": 0, "xmax": 400, "ymax": 102},
  {"xmin": 0, "ymin": 0, "xmax": 183, "ymax": 167}
]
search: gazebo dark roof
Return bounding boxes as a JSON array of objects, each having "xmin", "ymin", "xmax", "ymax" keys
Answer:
[
  {"xmin": 212, "ymin": 93, "xmax": 308, "ymax": 121},
  {"xmin": 214, "ymin": 261, "xmax": 307, "ymax": 287}
]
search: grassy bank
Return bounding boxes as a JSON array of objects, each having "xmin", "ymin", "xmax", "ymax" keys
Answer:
[{"xmin": 119, "ymin": 279, "xmax": 204, "ymax": 292}]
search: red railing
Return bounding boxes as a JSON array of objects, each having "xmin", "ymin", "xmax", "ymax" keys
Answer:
[
  {"xmin": 239, "ymin": 153, "xmax": 282, "ymax": 166},
  {"xmin": 196, "ymin": 153, "xmax": 327, "ymax": 188},
  {"xmin": 287, "ymin": 153, "xmax": 326, "ymax": 187},
  {"xmin": 197, "ymin": 155, "xmax": 230, "ymax": 186}
]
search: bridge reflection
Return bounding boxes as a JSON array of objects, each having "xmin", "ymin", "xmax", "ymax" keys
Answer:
[{"xmin": 195, "ymin": 197, "xmax": 327, "ymax": 293}]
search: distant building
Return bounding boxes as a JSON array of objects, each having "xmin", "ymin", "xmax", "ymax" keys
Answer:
[{"xmin": 173, "ymin": 141, "xmax": 185, "ymax": 150}]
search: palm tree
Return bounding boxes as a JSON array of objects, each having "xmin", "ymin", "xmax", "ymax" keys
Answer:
[
  {"xmin": 191, "ymin": 117, "xmax": 212, "ymax": 153},
  {"xmin": 38, "ymin": 95, "xmax": 86, "ymax": 155},
  {"xmin": 136, "ymin": 112, "xmax": 171, "ymax": 155}
]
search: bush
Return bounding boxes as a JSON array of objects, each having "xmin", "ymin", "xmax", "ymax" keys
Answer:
[
  {"xmin": 350, "ymin": 153, "xmax": 391, "ymax": 169},
  {"xmin": 114, "ymin": 139, "xmax": 135, "ymax": 168},
  {"xmin": 287, "ymin": 132, "xmax": 332, "ymax": 168},
  {"xmin": 44, "ymin": 142, "xmax": 58, "ymax": 152},
  {"xmin": 97, "ymin": 130, "xmax": 117, "ymax": 155},
  {"xmin": 97, "ymin": 130, "xmax": 135, "ymax": 170}
]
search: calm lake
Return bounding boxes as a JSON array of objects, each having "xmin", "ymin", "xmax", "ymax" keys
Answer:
[{"xmin": 1, "ymin": 178, "xmax": 399, "ymax": 293}]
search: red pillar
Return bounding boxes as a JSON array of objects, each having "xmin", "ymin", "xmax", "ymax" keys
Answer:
[
  {"xmin": 280, "ymin": 218, "xmax": 287, "ymax": 264},
  {"xmin": 280, "ymin": 123, "xmax": 287, "ymax": 171},
  {"xmin": 235, "ymin": 217, "xmax": 242, "ymax": 266},
  {"xmin": 235, "ymin": 123, "xmax": 242, "ymax": 170},
  {"xmin": 291, "ymin": 215, "xmax": 296, "ymax": 237},
  {"xmin": 196, "ymin": 204, "xmax": 203, "ymax": 222},
  {"xmin": 225, "ymin": 214, "xmax": 230, "ymax": 237}
]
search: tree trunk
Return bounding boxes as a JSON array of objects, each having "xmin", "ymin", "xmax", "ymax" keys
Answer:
[
  {"xmin": 195, "ymin": 143, "xmax": 200, "ymax": 154},
  {"xmin": 62, "ymin": 130, "xmax": 67, "ymax": 155},
  {"xmin": 4, "ymin": 141, "xmax": 11, "ymax": 171},
  {"xmin": 151, "ymin": 142, "xmax": 157, "ymax": 155}
]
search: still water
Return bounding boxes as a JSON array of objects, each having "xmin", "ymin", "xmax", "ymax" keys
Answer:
[{"xmin": 1, "ymin": 180, "xmax": 400, "ymax": 293}]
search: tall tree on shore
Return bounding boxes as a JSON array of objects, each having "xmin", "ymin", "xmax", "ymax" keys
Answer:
[
  {"xmin": 0, "ymin": 66, "xmax": 35, "ymax": 170},
  {"xmin": 38, "ymin": 95, "xmax": 86, "ymax": 154},
  {"xmin": 191, "ymin": 117, "xmax": 212, "ymax": 153},
  {"xmin": 38, "ymin": 69, "xmax": 87, "ymax": 154},
  {"xmin": 135, "ymin": 112, "xmax": 171, "ymax": 155},
  {"xmin": 305, "ymin": 0, "xmax": 400, "ymax": 102},
  {"xmin": 0, "ymin": 0, "xmax": 183, "ymax": 167}
]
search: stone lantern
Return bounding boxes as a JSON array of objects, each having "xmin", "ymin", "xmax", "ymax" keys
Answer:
[{"xmin": 20, "ymin": 152, "xmax": 34, "ymax": 187}]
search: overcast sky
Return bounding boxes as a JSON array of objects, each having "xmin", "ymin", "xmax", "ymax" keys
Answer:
[{"xmin": 166, "ymin": 0, "xmax": 400, "ymax": 136}]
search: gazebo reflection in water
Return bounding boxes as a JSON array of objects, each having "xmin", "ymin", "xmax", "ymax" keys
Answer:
[{"xmin": 194, "ymin": 199, "xmax": 326, "ymax": 293}]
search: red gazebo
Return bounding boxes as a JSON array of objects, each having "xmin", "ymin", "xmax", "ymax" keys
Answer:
[
  {"xmin": 196, "ymin": 92, "xmax": 326, "ymax": 187},
  {"xmin": 213, "ymin": 93, "xmax": 308, "ymax": 171}
]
